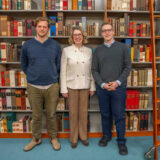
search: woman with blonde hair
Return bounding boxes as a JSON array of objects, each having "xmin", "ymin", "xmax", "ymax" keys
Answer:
[{"xmin": 60, "ymin": 26, "xmax": 95, "ymax": 148}]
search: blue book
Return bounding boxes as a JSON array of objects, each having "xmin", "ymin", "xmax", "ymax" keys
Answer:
[
  {"xmin": 78, "ymin": 0, "xmax": 83, "ymax": 10},
  {"xmin": 124, "ymin": 39, "xmax": 132, "ymax": 55},
  {"xmin": 50, "ymin": 16, "xmax": 57, "ymax": 36},
  {"xmin": 0, "ymin": 0, "xmax": 2, "ymax": 10}
]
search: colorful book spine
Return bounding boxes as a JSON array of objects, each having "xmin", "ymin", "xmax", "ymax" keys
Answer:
[{"xmin": 50, "ymin": 16, "xmax": 57, "ymax": 36}]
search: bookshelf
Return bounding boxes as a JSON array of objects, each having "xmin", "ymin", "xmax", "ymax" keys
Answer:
[{"xmin": 0, "ymin": 0, "xmax": 159, "ymax": 138}]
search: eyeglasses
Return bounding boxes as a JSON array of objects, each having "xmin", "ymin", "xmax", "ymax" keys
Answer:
[
  {"xmin": 101, "ymin": 29, "xmax": 113, "ymax": 33},
  {"xmin": 73, "ymin": 34, "xmax": 82, "ymax": 37}
]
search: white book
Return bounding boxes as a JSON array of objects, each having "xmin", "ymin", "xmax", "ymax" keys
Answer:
[
  {"xmin": 60, "ymin": 0, "xmax": 63, "ymax": 10},
  {"xmin": 95, "ymin": 22, "xmax": 99, "ymax": 36},
  {"xmin": 25, "ymin": 91, "xmax": 31, "ymax": 111},
  {"xmin": 147, "ymin": 69, "xmax": 152, "ymax": 86},
  {"xmin": 9, "ymin": 70, "xmax": 16, "ymax": 87},
  {"xmin": 133, "ymin": 114, "xmax": 138, "ymax": 131},
  {"xmin": 133, "ymin": 0, "xmax": 137, "ymax": 11},
  {"xmin": 18, "ymin": 21, "xmax": 23, "ymax": 37},
  {"xmin": 68, "ymin": 0, "xmax": 72, "ymax": 10},
  {"xmin": 1, "ymin": 43, "xmax": 7, "ymax": 62},
  {"xmin": 6, "ymin": 89, "xmax": 12, "ymax": 110}
]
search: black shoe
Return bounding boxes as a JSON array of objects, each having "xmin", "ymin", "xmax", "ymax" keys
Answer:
[
  {"xmin": 71, "ymin": 143, "xmax": 77, "ymax": 148},
  {"xmin": 118, "ymin": 143, "xmax": 128, "ymax": 155},
  {"xmin": 81, "ymin": 140, "xmax": 89, "ymax": 146},
  {"xmin": 98, "ymin": 137, "xmax": 111, "ymax": 146}
]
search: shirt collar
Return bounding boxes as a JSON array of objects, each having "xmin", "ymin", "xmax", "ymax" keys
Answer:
[
  {"xmin": 34, "ymin": 36, "xmax": 48, "ymax": 44},
  {"xmin": 104, "ymin": 39, "xmax": 115, "ymax": 48}
]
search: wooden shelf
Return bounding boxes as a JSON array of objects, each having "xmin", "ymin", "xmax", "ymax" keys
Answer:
[
  {"xmin": 0, "ymin": 36, "xmax": 153, "ymax": 39},
  {"xmin": 0, "ymin": 131, "xmax": 153, "ymax": 138},
  {"xmin": 46, "ymin": 10, "xmax": 105, "ymax": 13},
  {"xmin": 0, "ymin": 86, "xmax": 26, "ymax": 89},
  {"xmin": 0, "ymin": 10, "xmax": 43, "ymax": 12}
]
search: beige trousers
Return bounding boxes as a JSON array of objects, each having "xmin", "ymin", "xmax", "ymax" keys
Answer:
[
  {"xmin": 27, "ymin": 83, "xmax": 59, "ymax": 139},
  {"xmin": 68, "ymin": 88, "xmax": 89, "ymax": 143}
]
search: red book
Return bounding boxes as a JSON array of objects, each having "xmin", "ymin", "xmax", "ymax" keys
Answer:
[
  {"xmin": 129, "ymin": 22, "xmax": 133, "ymax": 37},
  {"xmin": 135, "ymin": 91, "xmax": 140, "ymax": 109},
  {"xmin": 1, "ymin": 71, "xmax": 5, "ymax": 86},
  {"xmin": 13, "ymin": 20, "xmax": 18, "ymax": 37},
  {"xmin": 148, "ymin": 44, "xmax": 152, "ymax": 62},
  {"xmin": 88, "ymin": 0, "xmax": 92, "ymax": 10},
  {"xmin": 63, "ymin": 0, "xmax": 68, "ymax": 10},
  {"xmin": 130, "ymin": 0, "xmax": 133, "ymax": 11},
  {"xmin": 25, "ymin": 20, "xmax": 33, "ymax": 36},
  {"xmin": 21, "ymin": 90, "xmax": 26, "ymax": 110},
  {"xmin": 139, "ymin": 24, "xmax": 143, "ymax": 37}
]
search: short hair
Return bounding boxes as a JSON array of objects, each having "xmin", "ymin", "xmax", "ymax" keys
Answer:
[
  {"xmin": 35, "ymin": 17, "xmax": 50, "ymax": 28},
  {"xmin": 68, "ymin": 26, "xmax": 88, "ymax": 45},
  {"xmin": 101, "ymin": 22, "xmax": 113, "ymax": 31}
]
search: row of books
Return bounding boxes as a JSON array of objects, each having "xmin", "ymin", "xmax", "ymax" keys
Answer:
[
  {"xmin": 127, "ymin": 68, "xmax": 153, "ymax": 87},
  {"xmin": 126, "ymin": 111, "xmax": 149, "ymax": 131},
  {"xmin": 107, "ymin": 0, "xmax": 149, "ymax": 11},
  {"xmin": 0, "ymin": 14, "xmax": 151, "ymax": 37},
  {"xmin": 49, "ymin": 14, "xmax": 100, "ymax": 36},
  {"xmin": 126, "ymin": 90, "xmax": 149, "ymax": 110},
  {"xmin": 0, "ymin": 16, "xmax": 36, "ymax": 37},
  {"xmin": 112, "ymin": 112, "xmax": 149, "ymax": 131},
  {"xmin": 0, "ymin": 88, "xmax": 65, "ymax": 111},
  {"xmin": 107, "ymin": 15, "xmax": 150, "ymax": 37},
  {"xmin": 0, "ymin": 89, "xmax": 30, "ymax": 111},
  {"xmin": 0, "ymin": 43, "xmax": 22, "ymax": 62},
  {"xmin": 0, "ymin": 70, "xmax": 27, "ymax": 87},
  {"xmin": 45, "ymin": 0, "xmax": 95, "ymax": 10},
  {"xmin": 0, "ymin": 112, "xmax": 149, "ymax": 133},
  {"xmin": 0, "ymin": 41, "xmax": 153, "ymax": 64},
  {"xmin": 0, "ymin": 111, "xmax": 149, "ymax": 133},
  {"xmin": 125, "ymin": 39, "xmax": 152, "ymax": 62},
  {"xmin": 0, "ymin": 112, "xmax": 69, "ymax": 133},
  {"xmin": 0, "ymin": 68, "xmax": 153, "ymax": 88},
  {"xmin": 0, "ymin": 0, "xmax": 32, "ymax": 10}
]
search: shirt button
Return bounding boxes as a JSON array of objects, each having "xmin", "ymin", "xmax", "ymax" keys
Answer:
[
  {"xmin": 77, "ymin": 62, "xmax": 78, "ymax": 64},
  {"xmin": 77, "ymin": 75, "xmax": 79, "ymax": 77}
]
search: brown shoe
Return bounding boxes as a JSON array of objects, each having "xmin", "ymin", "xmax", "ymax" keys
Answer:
[
  {"xmin": 50, "ymin": 138, "xmax": 61, "ymax": 151},
  {"xmin": 24, "ymin": 138, "xmax": 41, "ymax": 152},
  {"xmin": 71, "ymin": 143, "xmax": 77, "ymax": 148},
  {"xmin": 81, "ymin": 140, "xmax": 89, "ymax": 146}
]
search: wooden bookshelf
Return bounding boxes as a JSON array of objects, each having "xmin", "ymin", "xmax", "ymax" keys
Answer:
[{"xmin": 0, "ymin": 0, "xmax": 157, "ymax": 138}]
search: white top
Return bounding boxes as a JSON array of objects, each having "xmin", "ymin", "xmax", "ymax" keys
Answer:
[{"xmin": 60, "ymin": 45, "xmax": 96, "ymax": 93}]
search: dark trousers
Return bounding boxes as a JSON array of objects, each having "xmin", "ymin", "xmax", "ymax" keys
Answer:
[{"xmin": 96, "ymin": 85, "xmax": 127, "ymax": 144}]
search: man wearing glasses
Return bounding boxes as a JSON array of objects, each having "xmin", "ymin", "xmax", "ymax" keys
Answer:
[{"xmin": 92, "ymin": 23, "xmax": 131, "ymax": 155}]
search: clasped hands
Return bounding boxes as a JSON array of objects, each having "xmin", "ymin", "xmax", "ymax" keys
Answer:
[{"xmin": 103, "ymin": 81, "xmax": 119, "ymax": 91}]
